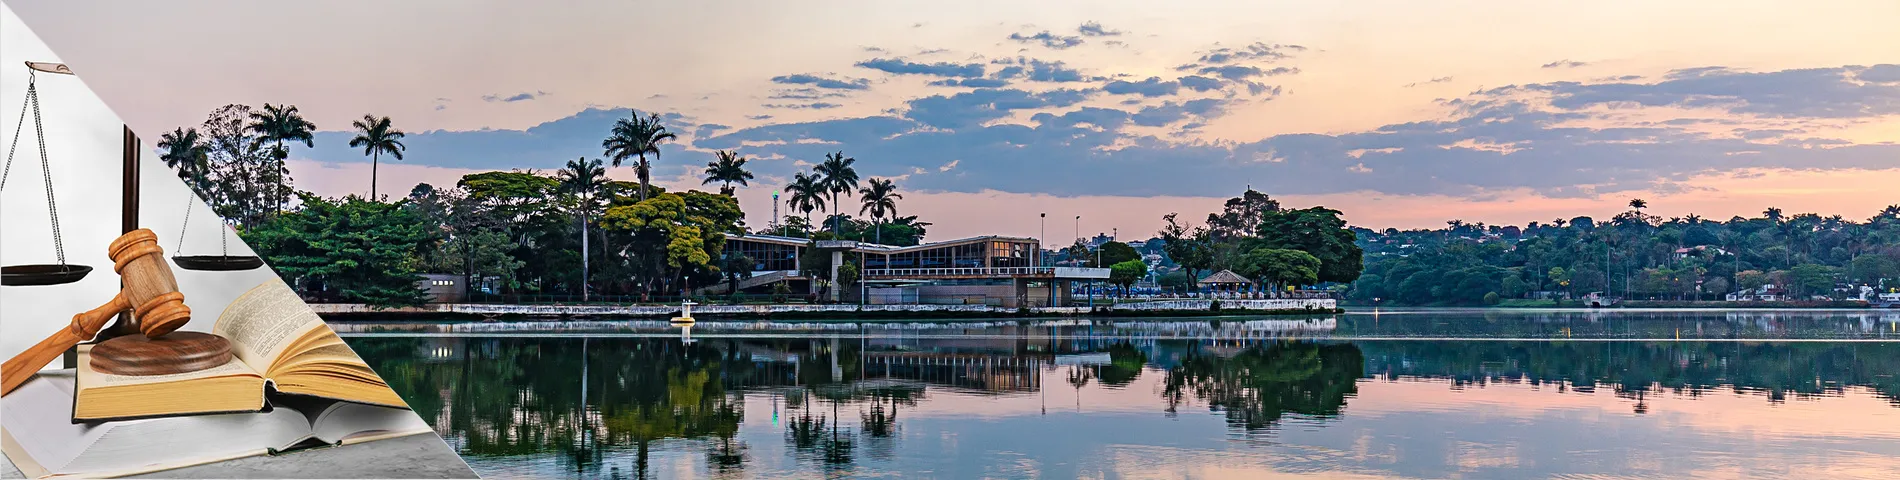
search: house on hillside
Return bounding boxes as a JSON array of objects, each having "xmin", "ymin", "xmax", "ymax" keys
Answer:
[
  {"xmin": 1726, "ymin": 284, "xmax": 1785, "ymax": 302},
  {"xmin": 1675, "ymin": 245, "xmax": 1730, "ymax": 259}
]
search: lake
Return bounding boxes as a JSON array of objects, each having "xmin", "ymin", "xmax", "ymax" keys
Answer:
[{"xmin": 340, "ymin": 309, "xmax": 1900, "ymax": 479}]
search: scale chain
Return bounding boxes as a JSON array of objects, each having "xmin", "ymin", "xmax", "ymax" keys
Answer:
[
  {"xmin": 1, "ymin": 73, "xmax": 34, "ymax": 191},
  {"xmin": 31, "ymin": 83, "xmax": 68, "ymax": 265},
  {"xmin": 178, "ymin": 192, "xmax": 193, "ymax": 253}
]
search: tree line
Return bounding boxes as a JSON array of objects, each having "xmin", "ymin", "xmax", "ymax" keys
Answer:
[
  {"xmin": 157, "ymin": 104, "xmax": 925, "ymax": 307},
  {"xmin": 1348, "ymin": 200, "xmax": 1900, "ymax": 305}
]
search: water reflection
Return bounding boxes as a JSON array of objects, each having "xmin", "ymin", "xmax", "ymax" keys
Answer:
[{"xmin": 346, "ymin": 312, "xmax": 1900, "ymax": 478}]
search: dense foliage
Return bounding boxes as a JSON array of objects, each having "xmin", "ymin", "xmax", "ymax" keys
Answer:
[
  {"xmin": 1349, "ymin": 203, "xmax": 1900, "ymax": 305},
  {"xmin": 1155, "ymin": 190, "xmax": 1363, "ymax": 290}
]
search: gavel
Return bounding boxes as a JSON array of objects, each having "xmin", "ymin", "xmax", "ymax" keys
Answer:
[{"xmin": 1, "ymin": 229, "xmax": 193, "ymax": 396}]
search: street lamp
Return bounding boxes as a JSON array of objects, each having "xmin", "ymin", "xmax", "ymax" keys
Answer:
[{"xmin": 1040, "ymin": 213, "xmax": 1047, "ymax": 267}]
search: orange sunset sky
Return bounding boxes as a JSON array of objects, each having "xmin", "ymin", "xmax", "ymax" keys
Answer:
[{"xmin": 7, "ymin": 0, "xmax": 1898, "ymax": 240}]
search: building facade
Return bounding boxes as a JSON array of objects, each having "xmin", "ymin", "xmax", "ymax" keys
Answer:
[{"xmin": 719, "ymin": 234, "xmax": 1109, "ymax": 307}]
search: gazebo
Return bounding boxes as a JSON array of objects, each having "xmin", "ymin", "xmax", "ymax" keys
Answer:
[{"xmin": 1198, "ymin": 270, "xmax": 1254, "ymax": 298}]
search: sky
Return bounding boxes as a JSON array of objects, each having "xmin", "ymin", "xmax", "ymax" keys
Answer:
[{"xmin": 6, "ymin": 0, "xmax": 1900, "ymax": 241}]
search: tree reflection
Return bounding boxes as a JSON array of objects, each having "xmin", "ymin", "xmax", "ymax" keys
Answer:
[
  {"xmin": 1357, "ymin": 341, "xmax": 1900, "ymax": 404},
  {"xmin": 1162, "ymin": 342, "xmax": 1364, "ymax": 432}
]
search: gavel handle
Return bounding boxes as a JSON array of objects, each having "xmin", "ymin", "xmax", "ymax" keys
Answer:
[{"xmin": 0, "ymin": 293, "xmax": 127, "ymax": 396}]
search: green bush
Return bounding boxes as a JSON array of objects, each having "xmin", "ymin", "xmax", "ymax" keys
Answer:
[{"xmin": 1483, "ymin": 292, "xmax": 1501, "ymax": 305}]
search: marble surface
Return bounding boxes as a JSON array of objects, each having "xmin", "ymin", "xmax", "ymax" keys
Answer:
[{"xmin": 1, "ymin": 433, "xmax": 476, "ymax": 479}]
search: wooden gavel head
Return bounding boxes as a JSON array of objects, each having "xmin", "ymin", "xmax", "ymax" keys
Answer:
[{"xmin": 96, "ymin": 228, "xmax": 191, "ymax": 338}]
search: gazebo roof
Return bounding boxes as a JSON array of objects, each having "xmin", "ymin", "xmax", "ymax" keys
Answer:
[{"xmin": 1199, "ymin": 269, "xmax": 1252, "ymax": 285}]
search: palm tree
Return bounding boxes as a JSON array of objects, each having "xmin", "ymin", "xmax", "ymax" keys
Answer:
[
  {"xmin": 701, "ymin": 150, "xmax": 754, "ymax": 196},
  {"xmin": 813, "ymin": 151, "xmax": 860, "ymax": 234},
  {"xmin": 1628, "ymin": 198, "xmax": 1647, "ymax": 211},
  {"xmin": 246, "ymin": 103, "xmax": 316, "ymax": 214},
  {"xmin": 348, "ymin": 114, "xmax": 406, "ymax": 201},
  {"xmin": 858, "ymin": 178, "xmax": 901, "ymax": 244},
  {"xmin": 601, "ymin": 111, "xmax": 676, "ymax": 202},
  {"xmin": 785, "ymin": 173, "xmax": 826, "ymax": 235},
  {"xmin": 157, "ymin": 127, "xmax": 214, "ymax": 198},
  {"xmin": 559, "ymin": 157, "xmax": 608, "ymax": 301},
  {"xmin": 1763, "ymin": 207, "xmax": 1784, "ymax": 224}
]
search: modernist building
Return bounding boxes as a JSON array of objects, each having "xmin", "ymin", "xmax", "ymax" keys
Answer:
[{"xmin": 719, "ymin": 233, "xmax": 1110, "ymax": 307}]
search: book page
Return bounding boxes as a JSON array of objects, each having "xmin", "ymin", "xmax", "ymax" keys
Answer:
[
  {"xmin": 213, "ymin": 280, "xmax": 326, "ymax": 373},
  {"xmin": 311, "ymin": 402, "xmax": 432, "ymax": 445}
]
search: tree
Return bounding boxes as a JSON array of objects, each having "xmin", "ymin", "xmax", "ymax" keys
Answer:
[
  {"xmin": 814, "ymin": 151, "xmax": 860, "ymax": 234},
  {"xmin": 1238, "ymin": 248, "xmax": 1321, "ymax": 292},
  {"xmin": 1206, "ymin": 189, "xmax": 1281, "ymax": 239},
  {"xmin": 243, "ymin": 194, "xmax": 432, "ymax": 308},
  {"xmin": 348, "ymin": 114, "xmax": 406, "ymax": 201},
  {"xmin": 200, "ymin": 104, "xmax": 275, "ymax": 226},
  {"xmin": 1788, "ymin": 263, "xmax": 1837, "ymax": 297},
  {"xmin": 600, "ymin": 191, "xmax": 743, "ymax": 298},
  {"xmin": 701, "ymin": 150, "xmax": 754, "ymax": 196},
  {"xmin": 857, "ymin": 178, "xmax": 901, "ymax": 244},
  {"xmin": 157, "ymin": 127, "xmax": 214, "ymax": 199},
  {"xmin": 601, "ymin": 111, "xmax": 676, "ymax": 202},
  {"xmin": 247, "ymin": 103, "xmax": 316, "ymax": 215},
  {"xmin": 559, "ymin": 157, "xmax": 608, "ymax": 301},
  {"xmin": 1158, "ymin": 213, "xmax": 1215, "ymax": 290},
  {"xmin": 785, "ymin": 173, "xmax": 826, "ymax": 235},
  {"xmin": 1252, "ymin": 207, "xmax": 1363, "ymax": 283},
  {"xmin": 1109, "ymin": 259, "xmax": 1147, "ymax": 296},
  {"xmin": 719, "ymin": 251, "xmax": 756, "ymax": 299},
  {"xmin": 1628, "ymin": 198, "xmax": 1648, "ymax": 212},
  {"xmin": 1092, "ymin": 241, "xmax": 1140, "ymax": 268}
]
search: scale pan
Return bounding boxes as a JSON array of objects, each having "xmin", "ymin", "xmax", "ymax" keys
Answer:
[
  {"xmin": 1, "ymin": 264, "xmax": 94, "ymax": 286},
  {"xmin": 171, "ymin": 255, "xmax": 264, "ymax": 271}
]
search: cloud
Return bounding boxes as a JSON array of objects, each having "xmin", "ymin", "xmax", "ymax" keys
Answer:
[
  {"xmin": 901, "ymin": 88, "xmax": 1095, "ymax": 128},
  {"xmin": 938, "ymin": 159, "xmax": 960, "ymax": 172},
  {"xmin": 693, "ymin": 123, "xmax": 731, "ymax": 139},
  {"xmin": 482, "ymin": 91, "xmax": 548, "ymax": 102},
  {"xmin": 929, "ymin": 78, "xmax": 1012, "ymax": 88},
  {"xmin": 1195, "ymin": 42, "xmax": 1306, "ymax": 64},
  {"xmin": 1008, "ymin": 31, "xmax": 1085, "ymax": 49},
  {"xmin": 1103, "ymin": 77, "xmax": 1180, "ymax": 97},
  {"xmin": 855, "ymin": 57, "xmax": 987, "ymax": 78},
  {"xmin": 770, "ymin": 73, "xmax": 872, "ymax": 90},
  {"xmin": 763, "ymin": 102, "xmax": 843, "ymax": 110},
  {"xmin": 1542, "ymin": 59, "xmax": 1590, "ymax": 69},
  {"xmin": 769, "ymin": 88, "xmax": 849, "ymax": 100},
  {"xmin": 1862, "ymin": 64, "xmax": 1900, "ymax": 83},
  {"xmin": 746, "ymin": 114, "xmax": 774, "ymax": 120},
  {"xmin": 1032, "ymin": 107, "xmax": 1132, "ymax": 130},
  {"xmin": 1496, "ymin": 64, "xmax": 1900, "ymax": 118},
  {"xmin": 1077, "ymin": 21, "xmax": 1122, "ymax": 37},
  {"xmin": 1196, "ymin": 65, "xmax": 1298, "ymax": 81},
  {"xmin": 990, "ymin": 57, "xmax": 1092, "ymax": 82},
  {"xmin": 1404, "ymin": 76, "xmax": 1454, "ymax": 88},
  {"xmin": 1178, "ymin": 76, "xmax": 1224, "ymax": 92}
]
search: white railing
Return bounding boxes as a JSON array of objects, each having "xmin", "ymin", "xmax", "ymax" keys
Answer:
[{"xmin": 865, "ymin": 266, "xmax": 1052, "ymax": 277}]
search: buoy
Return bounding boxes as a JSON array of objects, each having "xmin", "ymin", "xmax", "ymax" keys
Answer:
[{"xmin": 671, "ymin": 300, "xmax": 697, "ymax": 325}]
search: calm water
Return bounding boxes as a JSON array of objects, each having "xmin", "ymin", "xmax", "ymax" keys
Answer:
[{"xmin": 342, "ymin": 309, "xmax": 1900, "ymax": 479}]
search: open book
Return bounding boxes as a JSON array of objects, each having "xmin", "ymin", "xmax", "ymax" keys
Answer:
[
  {"xmin": 72, "ymin": 280, "xmax": 405, "ymax": 422},
  {"xmin": 2, "ymin": 372, "xmax": 431, "ymax": 478}
]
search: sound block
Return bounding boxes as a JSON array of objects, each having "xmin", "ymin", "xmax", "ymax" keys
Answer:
[{"xmin": 89, "ymin": 332, "xmax": 235, "ymax": 376}]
